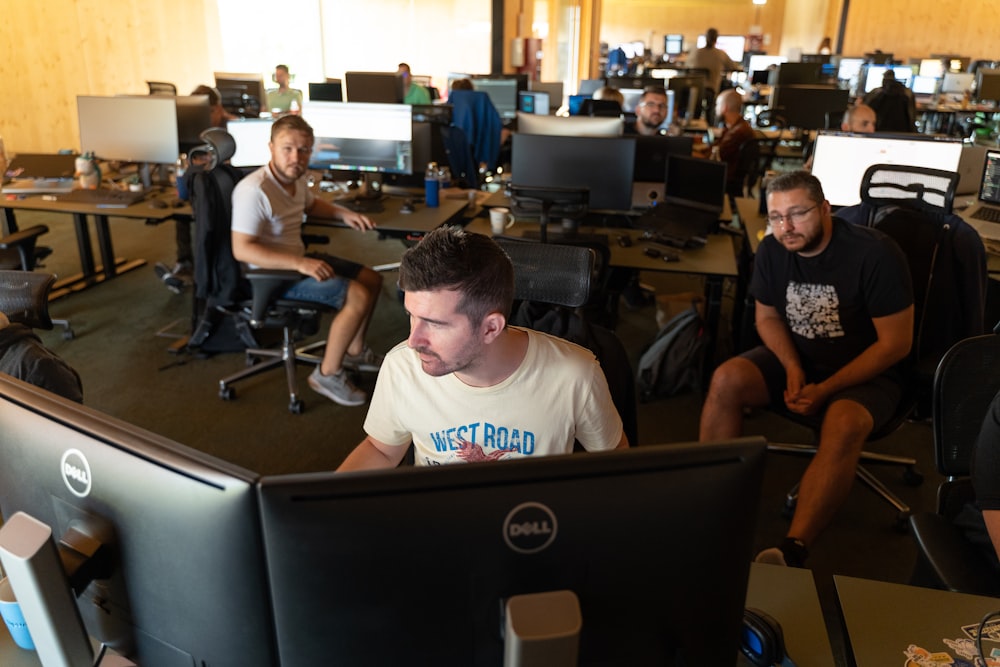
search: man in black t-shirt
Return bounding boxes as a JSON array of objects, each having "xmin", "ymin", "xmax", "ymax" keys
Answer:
[{"xmin": 699, "ymin": 170, "xmax": 914, "ymax": 567}]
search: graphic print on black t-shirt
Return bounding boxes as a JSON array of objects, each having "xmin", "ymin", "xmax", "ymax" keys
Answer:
[{"xmin": 785, "ymin": 281, "xmax": 845, "ymax": 339}]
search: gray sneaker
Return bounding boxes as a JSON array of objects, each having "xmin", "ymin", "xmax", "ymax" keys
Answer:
[
  {"xmin": 308, "ymin": 368, "xmax": 366, "ymax": 406},
  {"xmin": 342, "ymin": 346, "xmax": 383, "ymax": 373}
]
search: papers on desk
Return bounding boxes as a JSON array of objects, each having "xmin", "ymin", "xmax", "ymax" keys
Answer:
[{"xmin": 2, "ymin": 178, "xmax": 75, "ymax": 194}]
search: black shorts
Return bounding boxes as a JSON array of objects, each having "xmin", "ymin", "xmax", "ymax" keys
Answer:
[
  {"xmin": 741, "ymin": 345, "xmax": 904, "ymax": 431},
  {"xmin": 308, "ymin": 252, "xmax": 363, "ymax": 281}
]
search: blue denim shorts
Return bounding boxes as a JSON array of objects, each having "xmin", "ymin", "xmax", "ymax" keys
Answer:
[{"xmin": 280, "ymin": 253, "xmax": 363, "ymax": 310}]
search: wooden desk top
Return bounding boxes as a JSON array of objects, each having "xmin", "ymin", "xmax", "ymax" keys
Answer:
[
  {"xmin": 308, "ymin": 195, "xmax": 468, "ymax": 234},
  {"xmin": 464, "ymin": 218, "xmax": 738, "ymax": 278},
  {"xmin": 481, "ymin": 191, "xmax": 734, "ymax": 223},
  {"xmin": 734, "ymin": 196, "xmax": 769, "ymax": 255},
  {"xmin": 1, "ymin": 188, "xmax": 185, "ymax": 221}
]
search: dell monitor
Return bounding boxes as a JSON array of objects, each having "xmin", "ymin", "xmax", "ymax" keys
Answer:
[
  {"xmin": 344, "ymin": 71, "xmax": 404, "ymax": 103},
  {"xmin": 304, "ymin": 101, "xmax": 413, "ymax": 191},
  {"xmin": 308, "ymin": 81, "xmax": 343, "ymax": 102},
  {"xmin": 664, "ymin": 33, "xmax": 684, "ymax": 56},
  {"xmin": 770, "ymin": 85, "xmax": 850, "ymax": 130},
  {"xmin": 213, "ymin": 71, "xmax": 267, "ymax": 118},
  {"xmin": 77, "ymin": 95, "xmax": 180, "ymax": 189},
  {"xmin": 976, "ymin": 68, "xmax": 1000, "ymax": 103},
  {"xmin": 471, "ymin": 76, "xmax": 525, "ymax": 120},
  {"xmin": 512, "ymin": 132, "xmax": 635, "ymax": 211},
  {"xmin": 0, "ymin": 374, "xmax": 276, "ymax": 667},
  {"xmin": 227, "ymin": 117, "xmax": 275, "ymax": 168},
  {"xmin": 515, "ymin": 112, "xmax": 624, "ymax": 138},
  {"xmin": 696, "ymin": 34, "xmax": 746, "ymax": 63},
  {"xmin": 257, "ymin": 438, "xmax": 767, "ymax": 666},
  {"xmin": 175, "ymin": 94, "xmax": 213, "ymax": 154},
  {"xmin": 811, "ymin": 131, "xmax": 964, "ymax": 207}
]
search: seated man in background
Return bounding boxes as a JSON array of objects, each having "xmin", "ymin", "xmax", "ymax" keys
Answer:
[
  {"xmin": 802, "ymin": 102, "xmax": 877, "ymax": 171},
  {"xmin": 397, "ymin": 63, "xmax": 432, "ymax": 105},
  {"xmin": 266, "ymin": 64, "xmax": 303, "ymax": 116},
  {"xmin": 0, "ymin": 312, "xmax": 82, "ymax": 403},
  {"xmin": 231, "ymin": 115, "xmax": 384, "ymax": 407},
  {"xmin": 699, "ymin": 170, "xmax": 914, "ymax": 567},
  {"xmin": 701, "ymin": 89, "xmax": 754, "ymax": 197},
  {"xmin": 337, "ymin": 226, "xmax": 628, "ymax": 471}
]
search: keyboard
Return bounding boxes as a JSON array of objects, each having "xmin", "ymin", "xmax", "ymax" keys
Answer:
[
  {"xmin": 971, "ymin": 206, "xmax": 1000, "ymax": 223},
  {"xmin": 57, "ymin": 189, "xmax": 146, "ymax": 208}
]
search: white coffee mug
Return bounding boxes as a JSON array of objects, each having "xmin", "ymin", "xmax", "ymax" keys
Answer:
[{"xmin": 489, "ymin": 207, "xmax": 515, "ymax": 235}]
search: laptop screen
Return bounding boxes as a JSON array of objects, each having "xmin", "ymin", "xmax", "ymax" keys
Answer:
[
  {"xmin": 978, "ymin": 149, "xmax": 1000, "ymax": 205},
  {"xmin": 665, "ymin": 155, "xmax": 726, "ymax": 209},
  {"xmin": 811, "ymin": 131, "xmax": 963, "ymax": 207}
]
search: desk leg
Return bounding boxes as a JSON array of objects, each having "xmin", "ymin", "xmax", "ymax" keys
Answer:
[
  {"xmin": 73, "ymin": 213, "xmax": 97, "ymax": 278},
  {"xmin": 94, "ymin": 214, "xmax": 117, "ymax": 279},
  {"xmin": 3, "ymin": 208, "xmax": 17, "ymax": 234},
  {"xmin": 703, "ymin": 275, "xmax": 725, "ymax": 385}
]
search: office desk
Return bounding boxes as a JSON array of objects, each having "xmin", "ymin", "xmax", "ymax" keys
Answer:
[
  {"xmin": 481, "ymin": 190, "xmax": 735, "ymax": 222},
  {"xmin": 307, "ymin": 196, "xmax": 469, "ymax": 235},
  {"xmin": 835, "ymin": 574, "xmax": 1000, "ymax": 666},
  {"xmin": 734, "ymin": 196, "xmax": 768, "ymax": 256},
  {"xmin": 742, "ymin": 562, "xmax": 836, "ymax": 667},
  {"xmin": 0, "ymin": 190, "xmax": 184, "ymax": 299}
]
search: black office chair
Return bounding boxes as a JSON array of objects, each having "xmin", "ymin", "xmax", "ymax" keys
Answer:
[
  {"xmin": 183, "ymin": 128, "xmax": 336, "ymax": 414},
  {"xmin": 0, "ymin": 220, "xmax": 74, "ymax": 339},
  {"xmin": 909, "ymin": 331, "xmax": 1000, "ymax": 595},
  {"xmin": 580, "ymin": 99, "xmax": 623, "ymax": 117},
  {"xmin": 764, "ymin": 165, "xmax": 984, "ymax": 529},
  {"xmin": 147, "ymin": 81, "xmax": 178, "ymax": 95},
  {"xmin": 497, "ymin": 238, "xmax": 638, "ymax": 447}
]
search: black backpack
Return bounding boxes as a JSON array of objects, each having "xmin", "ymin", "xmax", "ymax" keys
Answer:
[{"xmin": 637, "ymin": 305, "xmax": 706, "ymax": 402}]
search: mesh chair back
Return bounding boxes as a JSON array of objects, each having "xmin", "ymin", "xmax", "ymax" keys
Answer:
[
  {"xmin": 932, "ymin": 333, "xmax": 1000, "ymax": 477},
  {"xmin": 0, "ymin": 270, "xmax": 55, "ymax": 329},
  {"xmin": 494, "ymin": 239, "xmax": 595, "ymax": 308},
  {"xmin": 860, "ymin": 163, "xmax": 959, "ymax": 214}
]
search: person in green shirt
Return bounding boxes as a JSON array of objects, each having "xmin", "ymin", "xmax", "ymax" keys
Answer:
[
  {"xmin": 267, "ymin": 64, "xmax": 303, "ymax": 116},
  {"xmin": 397, "ymin": 63, "xmax": 432, "ymax": 105}
]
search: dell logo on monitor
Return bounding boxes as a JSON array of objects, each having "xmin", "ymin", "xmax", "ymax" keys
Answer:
[
  {"xmin": 61, "ymin": 448, "xmax": 92, "ymax": 498},
  {"xmin": 503, "ymin": 502, "xmax": 558, "ymax": 554}
]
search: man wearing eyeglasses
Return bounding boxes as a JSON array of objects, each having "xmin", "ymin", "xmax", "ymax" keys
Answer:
[
  {"xmin": 699, "ymin": 170, "xmax": 914, "ymax": 568},
  {"xmin": 627, "ymin": 87, "xmax": 671, "ymax": 136}
]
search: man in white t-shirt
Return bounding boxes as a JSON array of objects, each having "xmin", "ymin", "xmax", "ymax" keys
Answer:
[
  {"xmin": 337, "ymin": 226, "xmax": 628, "ymax": 470},
  {"xmin": 231, "ymin": 115, "xmax": 384, "ymax": 407}
]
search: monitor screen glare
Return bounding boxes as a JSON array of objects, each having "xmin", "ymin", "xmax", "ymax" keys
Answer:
[
  {"xmin": 77, "ymin": 96, "xmax": 180, "ymax": 166},
  {"xmin": 918, "ymin": 58, "xmax": 946, "ymax": 79},
  {"xmin": 863, "ymin": 65, "xmax": 914, "ymax": 93},
  {"xmin": 748, "ymin": 55, "xmax": 788, "ymax": 75},
  {"xmin": 696, "ymin": 34, "xmax": 746, "ymax": 62},
  {"xmin": 227, "ymin": 118, "xmax": 275, "ymax": 168},
  {"xmin": 910, "ymin": 75, "xmax": 939, "ymax": 96},
  {"xmin": 472, "ymin": 77, "xmax": 520, "ymax": 119},
  {"xmin": 836, "ymin": 57, "xmax": 865, "ymax": 82},
  {"xmin": 664, "ymin": 34, "xmax": 683, "ymax": 56},
  {"xmin": 304, "ymin": 102, "xmax": 413, "ymax": 175},
  {"xmin": 811, "ymin": 131, "xmax": 963, "ymax": 207}
]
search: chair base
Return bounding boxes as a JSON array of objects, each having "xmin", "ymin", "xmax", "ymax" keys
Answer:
[
  {"xmin": 218, "ymin": 327, "xmax": 325, "ymax": 414},
  {"xmin": 767, "ymin": 442, "xmax": 923, "ymax": 532}
]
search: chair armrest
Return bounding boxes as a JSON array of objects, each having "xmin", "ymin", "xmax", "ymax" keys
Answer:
[
  {"xmin": 0, "ymin": 225, "xmax": 49, "ymax": 250},
  {"xmin": 910, "ymin": 512, "xmax": 1000, "ymax": 595},
  {"xmin": 245, "ymin": 269, "xmax": 305, "ymax": 323}
]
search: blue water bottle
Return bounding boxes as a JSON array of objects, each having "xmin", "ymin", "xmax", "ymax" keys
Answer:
[{"xmin": 425, "ymin": 161, "xmax": 440, "ymax": 208}]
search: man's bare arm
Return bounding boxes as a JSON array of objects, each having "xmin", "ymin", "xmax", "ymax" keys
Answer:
[{"xmin": 337, "ymin": 435, "xmax": 408, "ymax": 472}]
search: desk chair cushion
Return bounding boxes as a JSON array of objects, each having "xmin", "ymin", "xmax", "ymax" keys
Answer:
[{"xmin": 0, "ymin": 321, "xmax": 82, "ymax": 403}]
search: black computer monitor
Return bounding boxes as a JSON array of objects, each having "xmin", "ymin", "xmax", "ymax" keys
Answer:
[
  {"xmin": 664, "ymin": 33, "xmax": 684, "ymax": 56},
  {"xmin": 213, "ymin": 71, "xmax": 267, "ymax": 118},
  {"xmin": 632, "ymin": 135, "xmax": 695, "ymax": 183},
  {"xmin": 577, "ymin": 79, "xmax": 606, "ymax": 96},
  {"xmin": 308, "ymin": 81, "xmax": 343, "ymax": 102},
  {"xmin": 864, "ymin": 51, "xmax": 895, "ymax": 65},
  {"xmin": 471, "ymin": 75, "xmax": 528, "ymax": 120},
  {"xmin": 257, "ymin": 438, "xmax": 766, "ymax": 666},
  {"xmin": 305, "ymin": 101, "xmax": 413, "ymax": 175},
  {"xmin": 0, "ymin": 375, "xmax": 276, "ymax": 667},
  {"xmin": 344, "ymin": 71, "xmax": 404, "ymax": 103},
  {"xmin": 77, "ymin": 95, "xmax": 180, "ymax": 188},
  {"xmin": 512, "ymin": 133, "xmax": 634, "ymax": 211},
  {"xmin": 515, "ymin": 113, "xmax": 624, "ymax": 138},
  {"xmin": 770, "ymin": 85, "xmax": 850, "ymax": 130},
  {"xmin": 800, "ymin": 53, "xmax": 832, "ymax": 65},
  {"xmin": 175, "ymin": 94, "xmax": 212, "ymax": 154},
  {"xmin": 861, "ymin": 64, "xmax": 914, "ymax": 93},
  {"xmin": 768, "ymin": 62, "xmax": 821, "ymax": 85},
  {"xmin": 976, "ymin": 68, "xmax": 1000, "ymax": 103}
]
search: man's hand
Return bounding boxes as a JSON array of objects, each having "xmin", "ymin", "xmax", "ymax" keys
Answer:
[
  {"xmin": 296, "ymin": 256, "xmax": 335, "ymax": 281},
  {"xmin": 785, "ymin": 382, "xmax": 830, "ymax": 416},
  {"xmin": 338, "ymin": 208, "xmax": 376, "ymax": 231}
]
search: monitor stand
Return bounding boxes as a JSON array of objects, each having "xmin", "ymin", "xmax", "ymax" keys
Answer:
[
  {"xmin": 503, "ymin": 590, "xmax": 581, "ymax": 666},
  {"xmin": 342, "ymin": 173, "xmax": 385, "ymax": 213}
]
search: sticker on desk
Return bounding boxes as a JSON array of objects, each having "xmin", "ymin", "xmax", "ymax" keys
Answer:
[
  {"xmin": 962, "ymin": 617, "xmax": 1000, "ymax": 642},
  {"xmin": 902, "ymin": 644, "xmax": 962, "ymax": 665}
]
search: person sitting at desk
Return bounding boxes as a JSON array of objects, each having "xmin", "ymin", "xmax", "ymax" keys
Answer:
[
  {"xmin": 397, "ymin": 63, "xmax": 432, "ymax": 105},
  {"xmin": 863, "ymin": 70, "xmax": 916, "ymax": 133},
  {"xmin": 625, "ymin": 87, "xmax": 671, "ymax": 136},
  {"xmin": 231, "ymin": 115, "xmax": 384, "ymax": 407},
  {"xmin": 802, "ymin": 102, "xmax": 877, "ymax": 171},
  {"xmin": 699, "ymin": 170, "xmax": 914, "ymax": 567},
  {"xmin": 697, "ymin": 89, "xmax": 754, "ymax": 197},
  {"xmin": 266, "ymin": 64, "xmax": 303, "ymax": 116},
  {"xmin": 336, "ymin": 226, "xmax": 628, "ymax": 470}
]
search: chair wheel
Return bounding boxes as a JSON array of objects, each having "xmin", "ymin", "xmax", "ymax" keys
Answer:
[
  {"xmin": 220, "ymin": 386, "xmax": 236, "ymax": 401},
  {"xmin": 289, "ymin": 399, "xmax": 304, "ymax": 414},
  {"xmin": 903, "ymin": 467, "xmax": 924, "ymax": 486},
  {"xmin": 62, "ymin": 329, "xmax": 75, "ymax": 340}
]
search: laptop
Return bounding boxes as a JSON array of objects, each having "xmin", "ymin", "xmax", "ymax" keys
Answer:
[
  {"xmin": 959, "ymin": 147, "xmax": 1000, "ymax": 243},
  {"xmin": 2, "ymin": 153, "xmax": 77, "ymax": 194},
  {"xmin": 955, "ymin": 143, "xmax": 988, "ymax": 195},
  {"xmin": 632, "ymin": 155, "xmax": 726, "ymax": 248}
]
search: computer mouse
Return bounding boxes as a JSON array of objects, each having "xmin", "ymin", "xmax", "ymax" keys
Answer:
[
  {"xmin": 400, "ymin": 199, "xmax": 415, "ymax": 214},
  {"xmin": 148, "ymin": 199, "xmax": 169, "ymax": 209}
]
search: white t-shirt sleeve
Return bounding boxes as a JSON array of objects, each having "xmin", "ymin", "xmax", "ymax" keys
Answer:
[{"xmin": 231, "ymin": 175, "xmax": 271, "ymax": 238}]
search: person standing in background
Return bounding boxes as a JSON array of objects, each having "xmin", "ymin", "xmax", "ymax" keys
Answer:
[{"xmin": 266, "ymin": 65, "xmax": 303, "ymax": 116}]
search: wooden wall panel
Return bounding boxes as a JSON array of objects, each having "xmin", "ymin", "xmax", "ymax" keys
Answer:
[
  {"xmin": 843, "ymin": 0, "xmax": 1000, "ymax": 62},
  {"xmin": 1, "ymin": 1, "xmax": 213, "ymax": 155}
]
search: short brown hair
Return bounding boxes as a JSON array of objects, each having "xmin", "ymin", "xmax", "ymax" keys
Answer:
[
  {"xmin": 270, "ymin": 114, "xmax": 313, "ymax": 142},
  {"xmin": 399, "ymin": 226, "xmax": 514, "ymax": 326},
  {"xmin": 766, "ymin": 170, "xmax": 826, "ymax": 205}
]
